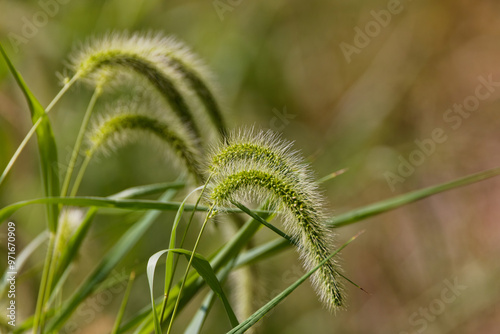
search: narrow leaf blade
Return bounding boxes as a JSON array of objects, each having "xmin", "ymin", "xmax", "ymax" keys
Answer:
[
  {"xmin": 330, "ymin": 167, "xmax": 500, "ymax": 227},
  {"xmin": 0, "ymin": 44, "xmax": 60, "ymax": 231},
  {"xmin": 227, "ymin": 231, "xmax": 363, "ymax": 334},
  {"xmin": 46, "ymin": 189, "xmax": 178, "ymax": 332},
  {"xmin": 0, "ymin": 197, "xmax": 271, "ymax": 225},
  {"xmin": 147, "ymin": 249, "xmax": 239, "ymax": 329}
]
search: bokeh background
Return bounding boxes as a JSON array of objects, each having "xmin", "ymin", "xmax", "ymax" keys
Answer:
[{"xmin": 1, "ymin": 0, "xmax": 500, "ymax": 333}]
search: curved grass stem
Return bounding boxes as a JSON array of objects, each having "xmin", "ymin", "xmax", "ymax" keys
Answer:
[
  {"xmin": 61, "ymin": 87, "xmax": 101, "ymax": 198},
  {"xmin": 32, "ymin": 233, "xmax": 56, "ymax": 334},
  {"xmin": 166, "ymin": 204, "xmax": 215, "ymax": 334},
  {"xmin": 159, "ymin": 175, "xmax": 212, "ymax": 322},
  {"xmin": 0, "ymin": 75, "xmax": 78, "ymax": 188},
  {"xmin": 69, "ymin": 154, "xmax": 92, "ymax": 198}
]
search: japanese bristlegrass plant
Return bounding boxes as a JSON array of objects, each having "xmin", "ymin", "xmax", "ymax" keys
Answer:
[{"xmin": 1, "ymin": 32, "xmax": 500, "ymax": 334}]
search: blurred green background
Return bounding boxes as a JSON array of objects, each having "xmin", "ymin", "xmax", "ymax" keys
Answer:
[{"xmin": 1, "ymin": 0, "xmax": 500, "ymax": 333}]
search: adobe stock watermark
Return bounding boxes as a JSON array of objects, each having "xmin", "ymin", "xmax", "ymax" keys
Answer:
[
  {"xmin": 269, "ymin": 106, "xmax": 295, "ymax": 132},
  {"xmin": 399, "ymin": 277, "xmax": 467, "ymax": 334},
  {"xmin": 8, "ymin": 0, "xmax": 70, "ymax": 53},
  {"xmin": 213, "ymin": 0, "xmax": 243, "ymax": 21},
  {"xmin": 62, "ymin": 269, "xmax": 128, "ymax": 334},
  {"xmin": 339, "ymin": 0, "xmax": 412, "ymax": 64},
  {"xmin": 384, "ymin": 74, "xmax": 500, "ymax": 191},
  {"xmin": 6, "ymin": 222, "xmax": 17, "ymax": 328}
]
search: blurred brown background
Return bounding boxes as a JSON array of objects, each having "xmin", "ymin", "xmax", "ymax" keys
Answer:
[{"xmin": 1, "ymin": 0, "xmax": 500, "ymax": 333}]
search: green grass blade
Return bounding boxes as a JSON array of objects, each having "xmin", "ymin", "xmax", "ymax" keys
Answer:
[
  {"xmin": 231, "ymin": 201, "xmax": 293, "ymax": 245},
  {"xmin": 46, "ymin": 263, "xmax": 72, "ymax": 308},
  {"xmin": 60, "ymin": 88, "xmax": 101, "ymax": 197},
  {"xmin": 0, "ymin": 117, "xmax": 42, "ymax": 187},
  {"xmin": 0, "ymin": 44, "xmax": 60, "ymax": 232},
  {"xmin": 0, "ymin": 197, "xmax": 271, "ymax": 224},
  {"xmin": 0, "ymin": 48, "xmax": 61, "ymax": 330},
  {"xmin": 52, "ymin": 182, "xmax": 185, "ymax": 284},
  {"xmin": 119, "ymin": 213, "xmax": 268, "ymax": 333},
  {"xmin": 162, "ymin": 187, "xmax": 203, "ymax": 317},
  {"xmin": 46, "ymin": 189, "xmax": 178, "ymax": 332},
  {"xmin": 234, "ymin": 238, "xmax": 291, "ymax": 268},
  {"xmin": 87, "ymin": 163, "xmax": 500, "ymax": 327},
  {"xmin": 317, "ymin": 167, "xmax": 348, "ymax": 184},
  {"xmin": 110, "ymin": 181, "xmax": 185, "ymax": 199},
  {"xmin": 330, "ymin": 166, "xmax": 500, "ymax": 227},
  {"xmin": 111, "ymin": 271, "xmax": 136, "ymax": 334},
  {"xmin": 21, "ymin": 235, "xmax": 286, "ymax": 334},
  {"xmin": 167, "ymin": 205, "xmax": 213, "ymax": 334},
  {"xmin": 233, "ymin": 236, "xmax": 367, "ymax": 294},
  {"xmin": 226, "ymin": 231, "xmax": 364, "ymax": 334},
  {"xmin": 148, "ymin": 251, "xmax": 168, "ymax": 334},
  {"xmin": 180, "ymin": 251, "xmax": 238, "ymax": 328},
  {"xmin": 184, "ymin": 259, "xmax": 235, "ymax": 334},
  {"xmin": 184, "ymin": 289, "xmax": 217, "ymax": 334},
  {"xmin": 148, "ymin": 249, "xmax": 239, "ymax": 332}
]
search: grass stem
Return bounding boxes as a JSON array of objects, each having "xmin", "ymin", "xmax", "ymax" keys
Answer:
[
  {"xmin": 166, "ymin": 205, "xmax": 215, "ymax": 334},
  {"xmin": 0, "ymin": 75, "xmax": 78, "ymax": 188},
  {"xmin": 32, "ymin": 233, "xmax": 55, "ymax": 334},
  {"xmin": 61, "ymin": 87, "xmax": 101, "ymax": 198}
]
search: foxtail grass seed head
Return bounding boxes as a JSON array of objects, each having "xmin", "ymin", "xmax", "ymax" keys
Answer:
[
  {"xmin": 86, "ymin": 107, "xmax": 203, "ymax": 183},
  {"xmin": 69, "ymin": 31, "xmax": 226, "ymax": 140},
  {"xmin": 209, "ymin": 128, "xmax": 309, "ymax": 182},
  {"xmin": 207, "ymin": 130, "xmax": 344, "ymax": 310},
  {"xmin": 157, "ymin": 36, "xmax": 227, "ymax": 138}
]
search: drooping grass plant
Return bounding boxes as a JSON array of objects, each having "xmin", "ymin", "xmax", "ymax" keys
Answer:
[
  {"xmin": 3, "ymin": 30, "xmax": 500, "ymax": 334},
  {"xmin": 207, "ymin": 129, "xmax": 344, "ymax": 310},
  {"xmin": 0, "ymin": 32, "xmax": 225, "ymax": 334},
  {"xmin": 59, "ymin": 31, "xmax": 227, "ymax": 195}
]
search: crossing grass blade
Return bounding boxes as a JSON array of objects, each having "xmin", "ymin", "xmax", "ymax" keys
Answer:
[
  {"xmin": 184, "ymin": 288, "xmax": 217, "ymax": 334},
  {"xmin": 111, "ymin": 271, "xmax": 136, "ymax": 334},
  {"xmin": 230, "ymin": 167, "xmax": 500, "ymax": 270},
  {"xmin": 184, "ymin": 260, "xmax": 235, "ymax": 334},
  {"xmin": 52, "ymin": 182, "xmax": 185, "ymax": 284},
  {"xmin": 110, "ymin": 181, "xmax": 185, "ymax": 199},
  {"xmin": 16, "ymin": 236, "xmax": 283, "ymax": 334},
  {"xmin": 0, "ymin": 197, "xmax": 271, "ymax": 224},
  {"xmin": 161, "ymin": 186, "xmax": 204, "ymax": 321},
  {"xmin": 147, "ymin": 249, "xmax": 239, "ymax": 334},
  {"xmin": 231, "ymin": 201, "xmax": 292, "ymax": 244},
  {"xmin": 330, "ymin": 166, "xmax": 500, "ymax": 227},
  {"xmin": 10, "ymin": 167, "xmax": 500, "ymax": 332},
  {"xmin": 0, "ymin": 44, "xmax": 60, "ymax": 232},
  {"xmin": 226, "ymin": 231, "xmax": 364, "ymax": 334},
  {"xmin": 46, "ymin": 189, "xmax": 178, "ymax": 332},
  {"xmin": 116, "ymin": 212, "xmax": 268, "ymax": 333}
]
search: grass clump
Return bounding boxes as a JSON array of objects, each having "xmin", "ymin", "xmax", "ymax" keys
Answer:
[{"xmin": 3, "ymin": 29, "xmax": 499, "ymax": 334}]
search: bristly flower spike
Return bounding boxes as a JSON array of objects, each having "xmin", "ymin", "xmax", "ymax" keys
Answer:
[
  {"xmin": 69, "ymin": 31, "xmax": 227, "ymax": 141},
  {"xmin": 86, "ymin": 106, "xmax": 203, "ymax": 184},
  {"xmin": 206, "ymin": 129, "xmax": 344, "ymax": 310},
  {"xmin": 156, "ymin": 35, "xmax": 227, "ymax": 138}
]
